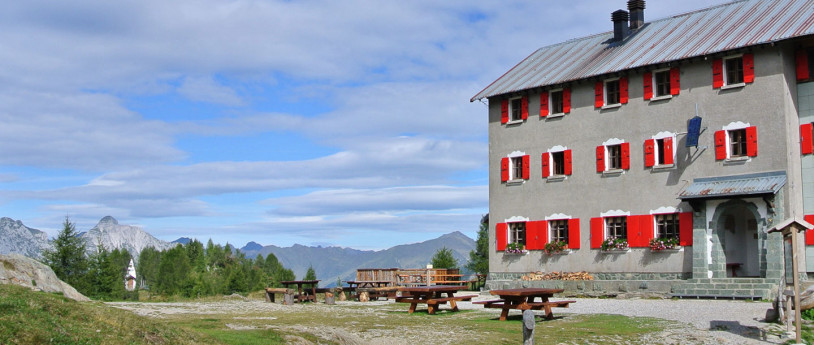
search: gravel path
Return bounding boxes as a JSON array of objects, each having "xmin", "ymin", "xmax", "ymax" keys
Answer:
[
  {"xmin": 456, "ymin": 294, "xmax": 789, "ymax": 344},
  {"xmin": 108, "ymin": 293, "xmax": 794, "ymax": 344}
]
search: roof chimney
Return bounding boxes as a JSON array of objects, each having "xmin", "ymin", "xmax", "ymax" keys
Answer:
[
  {"xmin": 611, "ymin": 9, "xmax": 629, "ymax": 42},
  {"xmin": 628, "ymin": 0, "xmax": 645, "ymax": 30}
]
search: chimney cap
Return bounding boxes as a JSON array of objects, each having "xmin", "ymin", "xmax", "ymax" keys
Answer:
[
  {"xmin": 627, "ymin": 0, "xmax": 645, "ymax": 11},
  {"xmin": 611, "ymin": 9, "xmax": 629, "ymax": 23}
]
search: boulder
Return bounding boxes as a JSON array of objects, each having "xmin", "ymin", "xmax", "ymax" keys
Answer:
[{"xmin": 0, "ymin": 254, "xmax": 90, "ymax": 302}]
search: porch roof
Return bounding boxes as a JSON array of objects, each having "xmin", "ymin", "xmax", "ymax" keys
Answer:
[{"xmin": 678, "ymin": 171, "xmax": 786, "ymax": 200}]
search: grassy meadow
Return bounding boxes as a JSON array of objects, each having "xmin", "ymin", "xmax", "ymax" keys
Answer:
[{"xmin": 0, "ymin": 284, "xmax": 690, "ymax": 344}]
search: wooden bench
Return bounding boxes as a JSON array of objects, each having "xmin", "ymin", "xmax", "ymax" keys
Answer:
[
  {"xmin": 395, "ymin": 295, "xmax": 477, "ymax": 314},
  {"xmin": 475, "ymin": 299, "xmax": 575, "ymax": 320},
  {"xmin": 357, "ymin": 286, "xmax": 400, "ymax": 301},
  {"xmin": 264, "ymin": 288, "xmax": 294, "ymax": 304}
]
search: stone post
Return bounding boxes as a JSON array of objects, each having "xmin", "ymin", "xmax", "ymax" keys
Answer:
[{"xmin": 523, "ymin": 310, "xmax": 535, "ymax": 345}]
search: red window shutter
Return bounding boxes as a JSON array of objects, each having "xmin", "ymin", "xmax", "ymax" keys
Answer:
[
  {"xmin": 805, "ymin": 214, "xmax": 814, "ymax": 245},
  {"xmin": 500, "ymin": 157, "xmax": 509, "ymax": 182},
  {"xmin": 712, "ymin": 59, "xmax": 723, "ymax": 89},
  {"xmin": 644, "ymin": 139, "xmax": 656, "ymax": 167},
  {"xmin": 522, "ymin": 155, "xmax": 530, "ymax": 179},
  {"xmin": 595, "ymin": 146, "xmax": 605, "ymax": 172},
  {"xmin": 679, "ymin": 212, "xmax": 693, "ymax": 246},
  {"xmin": 521, "ymin": 97, "xmax": 529, "ymax": 120},
  {"xmin": 594, "ymin": 82, "xmax": 603, "ymax": 108},
  {"xmin": 663, "ymin": 137, "xmax": 674, "ymax": 165},
  {"xmin": 563, "ymin": 88, "xmax": 571, "ymax": 113},
  {"xmin": 670, "ymin": 68, "xmax": 680, "ymax": 95},
  {"xmin": 643, "ymin": 72, "xmax": 653, "ymax": 100},
  {"xmin": 743, "ymin": 53, "xmax": 754, "ymax": 83},
  {"xmin": 620, "ymin": 77, "xmax": 629, "ymax": 104},
  {"xmin": 802, "ymin": 123, "xmax": 814, "ymax": 155},
  {"xmin": 627, "ymin": 215, "xmax": 641, "ymax": 247},
  {"xmin": 641, "ymin": 215, "xmax": 654, "ymax": 247},
  {"xmin": 568, "ymin": 218, "xmax": 580, "ymax": 249},
  {"xmin": 501, "ymin": 100, "xmax": 509, "ymax": 124},
  {"xmin": 746, "ymin": 126, "xmax": 758, "ymax": 157},
  {"xmin": 714, "ymin": 130, "xmax": 727, "ymax": 160},
  {"xmin": 564, "ymin": 149, "xmax": 573, "ymax": 176},
  {"xmin": 526, "ymin": 221, "xmax": 548, "ymax": 250},
  {"xmin": 540, "ymin": 92, "xmax": 549, "ymax": 117},
  {"xmin": 541, "ymin": 153, "xmax": 550, "ymax": 178},
  {"xmin": 797, "ymin": 50, "xmax": 810, "ymax": 81},
  {"xmin": 590, "ymin": 217, "xmax": 604, "ymax": 249},
  {"xmin": 621, "ymin": 142, "xmax": 630, "ymax": 170},
  {"xmin": 496, "ymin": 223, "xmax": 508, "ymax": 251}
]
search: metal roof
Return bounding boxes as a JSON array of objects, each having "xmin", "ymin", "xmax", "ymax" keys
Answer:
[
  {"xmin": 678, "ymin": 171, "xmax": 786, "ymax": 199},
  {"xmin": 471, "ymin": 0, "xmax": 814, "ymax": 102}
]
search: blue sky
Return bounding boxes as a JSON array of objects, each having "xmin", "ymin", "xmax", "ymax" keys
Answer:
[{"xmin": 0, "ymin": 0, "xmax": 729, "ymax": 250}]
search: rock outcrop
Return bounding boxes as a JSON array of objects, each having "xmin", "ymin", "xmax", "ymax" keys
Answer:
[
  {"xmin": 0, "ymin": 217, "xmax": 53, "ymax": 259},
  {"xmin": 0, "ymin": 253, "xmax": 89, "ymax": 302},
  {"xmin": 80, "ymin": 216, "xmax": 174, "ymax": 260}
]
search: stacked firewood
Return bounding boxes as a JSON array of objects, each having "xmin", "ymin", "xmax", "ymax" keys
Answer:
[{"xmin": 520, "ymin": 271, "xmax": 593, "ymax": 281}]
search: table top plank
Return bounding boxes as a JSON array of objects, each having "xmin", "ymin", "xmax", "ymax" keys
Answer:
[
  {"xmin": 400, "ymin": 285, "xmax": 462, "ymax": 294},
  {"xmin": 489, "ymin": 288, "xmax": 564, "ymax": 297}
]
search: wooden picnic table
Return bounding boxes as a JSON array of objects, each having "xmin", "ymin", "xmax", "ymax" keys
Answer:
[
  {"xmin": 396, "ymin": 286, "xmax": 477, "ymax": 314},
  {"xmin": 345, "ymin": 280, "xmax": 392, "ymax": 288},
  {"xmin": 345, "ymin": 281, "xmax": 396, "ymax": 300},
  {"xmin": 281, "ymin": 280, "xmax": 320, "ymax": 303},
  {"xmin": 474, "ymin": 288, "xmax": 575, "ymax": 321}
]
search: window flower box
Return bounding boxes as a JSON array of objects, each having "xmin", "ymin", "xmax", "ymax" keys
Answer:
[
  {"xmin": 600, "ymin": 237, "xmax": 629, "ymax": 252},
  {"xmin": 650, "ymin": 237, "xmax": 680, "ymax": 252},
  {"xmin": 505, "ymin": 242, "xmax": 528, "ymax": 255},
  {"xmin": 544, "ymin": 240, "xmax": 569, "ymax": 255}
]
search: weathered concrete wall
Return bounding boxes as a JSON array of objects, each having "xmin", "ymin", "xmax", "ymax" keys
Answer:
[{"xmin": 487, "ymin": 45, "xmax": 801, "ymax": 277}]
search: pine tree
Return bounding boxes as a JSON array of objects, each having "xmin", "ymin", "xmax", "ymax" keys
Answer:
[
  {"xmin": 304, "ymin": 265, "xmax": 317, "ymax": 280},
  {"xmin": 466, "ymin": 214, "xmax": 490, "ymax": 275},
  {"xmin": 43, "ymin": 216, "xmax": 88, "ymax": 292},
  {"xmin": 430, "ymin": 247, "xmax": 458, "ymax": 269}
]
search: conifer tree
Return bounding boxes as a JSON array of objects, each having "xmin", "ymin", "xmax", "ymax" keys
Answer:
[
  {"xmin": 43, "ymin": 216, "xmax": 88, "ymax": 292},
  {"xmin": 466, "ymin": 214, "xmax": 490, "ymax": 275}
]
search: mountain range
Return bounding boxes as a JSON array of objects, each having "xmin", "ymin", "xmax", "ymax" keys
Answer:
[
  {"xmin": 238, "ymin": 231, "xmax": 476, "ymax": 286},
  {"xmin": 0, "ymin": 217, "xmax": 476, "ymax": 286}
]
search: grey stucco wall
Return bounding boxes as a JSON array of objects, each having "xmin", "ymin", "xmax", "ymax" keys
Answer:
[{"xmin": 487, "ymin": 44, "xmax": 803, "ymax": 276}]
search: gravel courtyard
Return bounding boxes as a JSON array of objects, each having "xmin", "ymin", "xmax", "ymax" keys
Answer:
[{"xmin": 108, "ymin": 292, "xmax": 793, "ymax": 344}]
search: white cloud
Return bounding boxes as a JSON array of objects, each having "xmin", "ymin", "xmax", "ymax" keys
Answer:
[{"xmin": 177, "ymin": 76, "xmax": 244, "ymax": 106}]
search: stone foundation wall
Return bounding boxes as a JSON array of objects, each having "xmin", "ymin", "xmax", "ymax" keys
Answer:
[{"xmin": 485, "ymin": 272, "xmax": 691, "ymax": 297}]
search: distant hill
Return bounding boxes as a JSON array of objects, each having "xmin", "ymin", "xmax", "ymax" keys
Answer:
[
  {"xmin": 239, "ymin": 231, "xmax": 475, "ymax": 287},
  {"xmin": 0, "ymin": 217, "xmax": 52, "ymax": 259},
  {"xmin": 172, "ymin": 237, "xmax": 192, "ymax": 245}
]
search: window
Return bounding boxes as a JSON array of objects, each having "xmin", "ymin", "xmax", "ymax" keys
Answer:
[
  {"xmin": 606, "ymin": 217, "xmax": 627, "ymax": 240},
  {"xmin": 511, "ymin": 156, "xmax": 524, "ymax": 179},
  {"xmin": 509, "ymin": 222, "xmax": 526, "ymax": 246},
  {"xmin": 713, "ymin": 54, "xmax": 753, "ymax": 88},
  {"xmin": 596, "ymin": 141, "xmax": 630, "ymax": 172},
  {"xmin": 549, "ymin": 220, "xmax": 569, "ymax": 243},
  {"xmin": 796, "ymin": 48, "xmax": 814, "ymax": 82},
  {"xmin": 510, "ymin": 98, "xmax": 523, "ymax": 122},
  {"xmin": 654, "ymin": 70, "xmax": 670, "ymax": 97},
  {"xmin": 500, "ymin": 96, "xmax": 528, "ymax": 124},
  {"xmin": 644, "ymin": 135, "xmax": 675, "ymax": 167},
  {"xmin": 607, "ymin": 145, "xmax": 622, "ymax": 169},
  {"xmin": 725, "ymin": 57, "xmax": 744, "ymax": 85},
  {"xmin": 500, "ymin": 154, "xmax": 529, "ymax": 182},
  {"xmin": 542, "ymin": 147, "xmax": 572, "ymax": 178},
  {"xmin": 714, "ymin": 124, "xmax": 757, "ymax": 160},
  {"xmin": 551, "ymin": 90, "xmax": 564, "ymax": 114},
  {"xmin": 606, "ymin": 80, "xmax": 620, "ymax": 105},
  {"xmin": 644, "ymin": 68, "xmax": 680, "ymax": 100},
  {"xmin": 540, "ymin": 89, "xmax": 571, "ymax": 117},
  {"xmin": 655, "ymin": 214, "xmax": 679, "ymax": 240},
  {"xmin": 729, "ymin": 128, "xmax": 747, "ymax": 157},
  {"xmin": 594, "ymin": 78, "xmax": 628, "ymax": 108}
]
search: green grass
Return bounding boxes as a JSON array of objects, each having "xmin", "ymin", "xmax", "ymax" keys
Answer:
[
  {"xmin": 0, "ymin": 284, "xmax": 222, "ymax": 345},
  {"xmin": 0, "ymin": 285, "xmax": 680, "ymax": 344}
]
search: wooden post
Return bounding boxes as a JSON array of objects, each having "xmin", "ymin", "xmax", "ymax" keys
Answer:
[
  {"xmin": 325, "ymin": 292, "xmax": 335, "ymax": 305},
  {"xmin": 791, "ymin": 229, "xmax": 802, "ymax": 344},
  {"xmin": 283, "ymin": 293, "xmax": 294, "ymax": 305},
  {"xmin": 523, "ymin": 310, "xmax": 535, "ymax": 345}
]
